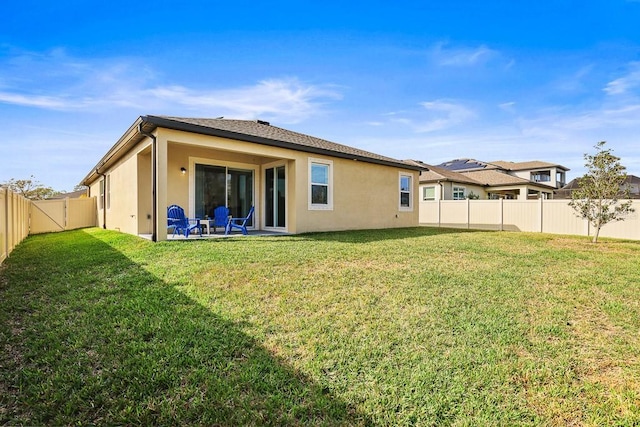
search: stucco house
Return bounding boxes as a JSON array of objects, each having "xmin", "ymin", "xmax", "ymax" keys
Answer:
[
  {"xmin": 413, "ymin": 158, "xmax": 569, "ymax": 200},
  {"xmin": 81, "ymin": 115, "xmax": 421, "ymax": 241}
]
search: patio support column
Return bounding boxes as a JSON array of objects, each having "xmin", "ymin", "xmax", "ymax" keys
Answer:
[{"xmin": 155, "ymin": 134, "xmax": 168, "ymax": 241}]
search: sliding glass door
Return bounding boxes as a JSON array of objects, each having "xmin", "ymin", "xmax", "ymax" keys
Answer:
[
  {"xmin": 265, "ymin": 165, "xmax": 286, "ymax": 228},
  {"xmin": 195, "ymin": 164, "xmax": 253, "ymax": 227}
]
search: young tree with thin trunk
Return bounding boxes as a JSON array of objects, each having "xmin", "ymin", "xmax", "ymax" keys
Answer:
[{"xmin": 569, "ymin": 141, "xmax": 634, "ymax": 243}]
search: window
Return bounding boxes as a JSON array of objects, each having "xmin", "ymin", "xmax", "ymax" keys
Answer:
[
  {"xmin": 99, "ymin": 179, "xmax": 105, "ymax": 209},
  {"xmin": 106, "ymin": 175, "xmax": 110, "ymax": 209},
  {"xmin": 423, "ymin": 186, "xmax": 435, "ymax": 201},
  {"xmin": 309, "ymin": 158, "xmax": 333, "ymax": 210},
  {"xmin": 531, "ymin": 170, "xmax": 551, "ymax": 183},
  {"xmin": 453, "ymin": 186, "xmax": 466, "ymax": 200},
  {"xmin": 399, "ymin": 173, "xmax": 412, "ymax": 210}
]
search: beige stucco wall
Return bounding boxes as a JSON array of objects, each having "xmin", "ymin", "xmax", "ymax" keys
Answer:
[
  {"xmin": 511, "ymin": 167, "xmax": 563, "ymax": 188},
  {"xmin": 90, "ymin": 139, "xmax": 152, "ymax": 234},
  {"xmin": 87, "ymin": 126, "xmax": 419, "ymax": 239}
]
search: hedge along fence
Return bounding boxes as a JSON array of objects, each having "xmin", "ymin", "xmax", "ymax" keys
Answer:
[
  {"xmin": 0, "ymin": 188, "xmax": 97, "ymax": 264},
  {"xmin": 420, "ymin": 198, "xmax": 640, "ymax": 241}
]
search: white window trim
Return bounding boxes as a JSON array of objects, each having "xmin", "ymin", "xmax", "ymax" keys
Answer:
[
  {"xmin": 422, "ymin": 185, "xmax": 436, "ymax": 201},
  {"xmin": 99, "ymin": 179, "xmax": 105, "ymax": 210},
  {"xmin": 106, "ymin": 174, "xmax": 111, "ymax": 210},
  {"xmin": 308, "ymin": 157, "xmax": 333, "ymax": 211},
  {"xmin": 453, "ymin": 186, "xmax": 466, "ymax": 200},
  {"xmin": 399, "ymin": 172, "xmax": 413, "ymax": 211}
]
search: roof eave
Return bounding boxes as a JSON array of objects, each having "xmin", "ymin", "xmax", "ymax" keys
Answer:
[
  {"xmin": 142, "ymin": 115, "xmax": 421, "ymax": 171},
  {"xmin": 81, "ymin": 116, "xmax": 148, "ymax": 186}
]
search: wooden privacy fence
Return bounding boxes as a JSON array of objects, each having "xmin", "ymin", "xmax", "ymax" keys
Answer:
[
  {"xmin": 1, "ymin": 188, "xmax": 97, "ymax": 263},
  {"xmin": 420, "ymin": 199, "xmax": 640, "ymax": 240}
]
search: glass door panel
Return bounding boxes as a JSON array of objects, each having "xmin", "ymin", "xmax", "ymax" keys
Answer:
[
  {"xmin": 227, "ymin": 168, "xmax": 253, "ymax": 227},
  {"xmin": 265, "ymin": 166, "xmax": 285, "ymax": 228},
  {"xmin": 195, "ymin": 165, "xmax": 226, "ymax": 219}
]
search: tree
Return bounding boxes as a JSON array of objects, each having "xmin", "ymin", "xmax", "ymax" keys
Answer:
[
  {"xmin": 1, "ymin": 176, "xmax": 60, "ymax": 200},
  {"xmin": 569, "ymin": 141, "xmax": 635, "ymax": 243}
]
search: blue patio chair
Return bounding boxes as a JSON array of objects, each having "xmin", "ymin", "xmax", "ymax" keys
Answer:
[
  {"xmin": 225, "ymin": 206, "xmax": 255, "ymax": 235},
  {"xmin": 167, "ymin": 204, "xmax": 201, "ymax": 238},
  {"xmin": 212, "ymin": 206, "xmax": 230, "ymax": 233}
]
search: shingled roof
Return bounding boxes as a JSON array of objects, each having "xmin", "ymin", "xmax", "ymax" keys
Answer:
[
  {"xmin": 488, "ymin": 160, "xmax": 569, "ymax": 171},
  {"xmin": 410, "ymin": 161, "xmax": 483, "ymax": 185},
  {"xmin": 82, "ymin": 115, "xmax": 420, "ymax": 185},
  {"xmin": 146, "ymin": 116, "xmax": 419, "ymax": 170},
  {"xmin": 460, "ymin": 169, "xmax": 535, "ymax": 186}
]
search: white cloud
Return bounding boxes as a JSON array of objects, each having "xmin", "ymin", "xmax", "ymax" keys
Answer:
[
  {"xmin": 604, "ymin": 61, "xmax": 640, "ymax": 95},
  {"xmin": 146, "ymin": 78, "xmax": 341, "ymax": 123},
  {"xmin": 0, "ymin": 48, "xmax": 341, "ymax": 123},
  {"xmin": 430, "ymin": 42, "xmax": 499, "ymax": 67},
  {"xmin": 376, "ymin": 100, "xmax": 476, "ymax": 133}
]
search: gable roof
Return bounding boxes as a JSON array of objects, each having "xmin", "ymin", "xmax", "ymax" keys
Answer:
[
  {"xmin": 153, "ymin": 116, "xmax": 417, "ymax": 168},
  {"xmin": 436, "ymin": 158, "xmax": 491, "ymax": 171},
  {"xmin": 412, "ymin": 161, "xmax": 483, "ymax": 185},
  {"xmin": 413, "ymin": 158, "xmax": 560, "ymax": 189},
  {"xmin": 460, "ymin": 170, "xmax": 538, "ymax": 186},
  {"xmin": 82, "ymin": 115, "xmax": 420, "ymax": 185},
  {"xmin": 488, "ymin": 160, "xmax": 569, "ymax": 171},
  {"xmin": 437, "ymin": 158, "xmax": 570, "ymax": 173}
]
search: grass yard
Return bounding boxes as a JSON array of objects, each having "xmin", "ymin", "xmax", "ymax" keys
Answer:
[{"xmin": 1, "ymin": 227, "xmax": 639, "ymax": 426}]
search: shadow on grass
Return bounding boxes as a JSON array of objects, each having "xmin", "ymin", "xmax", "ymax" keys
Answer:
[{"xmin": 0, "ymin": 230, "xmax": 371, "ymax": 426}]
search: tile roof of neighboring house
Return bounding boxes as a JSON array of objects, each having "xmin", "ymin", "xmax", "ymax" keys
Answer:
[
  {"xmin": 151, "ymin": 116, "xmax": 419, "ymax": 170},
  {"xmin": 460, "ymin": 170, "xmax": 540, "ymax": 186},
  {"xmin": 488, "ymin": 160, "xmax": 569, "ymax": 171}
]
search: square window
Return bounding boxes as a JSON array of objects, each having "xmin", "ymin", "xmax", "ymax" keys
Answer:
[
  {"xmin": 309, "ymin": 159, "xmax": 333, "ymax": 210},
  {"xmin": 453, "ymin": 186, "xmax": 465, "ymax": 200},
  {"xmin": 423, "ymin": 186, "xmax": 435, "ymax": 200}
]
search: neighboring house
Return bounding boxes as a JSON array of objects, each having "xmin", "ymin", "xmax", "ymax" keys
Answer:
[
  {"xmin": 422, "ymin": 158, "xmax": 570, "ymax": 200},
  {"xmin": 81, "ymin": 115, "xmax": 421, "ymax": 241},
  {"xmin": 555, "ymin": 175, "xmax": 640, "ymax": 199}
]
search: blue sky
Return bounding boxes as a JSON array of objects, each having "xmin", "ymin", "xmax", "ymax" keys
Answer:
[{"xmin": 2, "ymin": 0, "xmax": 640, "ymax": 191}]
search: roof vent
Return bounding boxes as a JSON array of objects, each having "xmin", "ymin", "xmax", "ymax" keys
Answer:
[{"xmin": 256, "ymin": 119, "xmax": 270, "ymax": 126}]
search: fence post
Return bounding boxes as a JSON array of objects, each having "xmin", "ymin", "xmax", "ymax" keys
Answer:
[
  {"xmin": 499, "ymin": 198, "xmax": 504, "ymax": 231},
  {"xmin": 2, "ymin": 188, "xmax": 8, "ymax": 262},
  {"xmin": 467, "ymin": 198, "xmax": 471, "ymax": 229},
  {"xmin": 438, "ymin": 199, "xmax": 442, "ymax": 228},
  {"xmin": 539, "ymin": 197, "xmax": 544, "ymax": 233},
  {"xmin": 65, "ymin": 197, "xmax": 70, "ymax": 231}
]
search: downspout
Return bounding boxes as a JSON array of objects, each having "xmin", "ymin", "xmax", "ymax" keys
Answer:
[
  {"xmin": 138, "ymin": 124, "xmax": 157, "ymax": 242},
  {"xmin": 96, "ymin": 168, "xmax": 107, "ymax": 229}
]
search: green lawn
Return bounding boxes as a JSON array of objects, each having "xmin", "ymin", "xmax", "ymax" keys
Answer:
[{"xmin": 1, "ymin": 227, "xmax": 639, "ymax": 426}]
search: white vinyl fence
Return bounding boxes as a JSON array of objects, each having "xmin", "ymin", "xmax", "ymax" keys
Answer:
[
  {"xmin": 30, "ymin": 197, "xmax": 97, "ymax": 234},
  {"xmin": 1, "ymin": 188, "xmax": 97, "ymax": 263},
  {"xmin": 0, "ymin": 188, "xmax": 30, "ymax": 264},
  {"xmin": 420, "ymin": 199, "xmax": 640, "ymax": 241}
]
